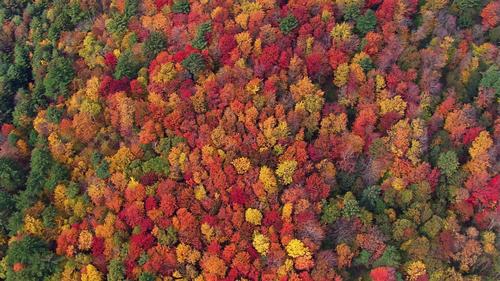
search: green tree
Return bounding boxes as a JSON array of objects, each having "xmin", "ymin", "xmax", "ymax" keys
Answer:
[
  {"xmin": 192, "ymin": 22, "xmax": 212, "ymax": 50},
  {"xmin": 5, "ymin": 236, "xmax": 58, "ymax": 281},
  {"xmin": 43, "ymin": 56, "xmax": 75, "ymax": 100},
  {"xmin": 359, "ymin": 57, "xmax": 374, "ymax": 72},
  {"xmin": 453, "ymin": 0, "xmax": 482, "ymax": 28},
  {"xmin": 0, "ymin": 190, "xmax": 16, "ymax": 234},
  {"xmin": 172, "ymin": 0, "xmax": 190, "ymax": 14},
  {"xmin": 342, "ymin": 192, "xmax": 361, "ymax": 218},
  {"xmin": 107, "ymin": 258, "xmax": 125, "ymax": 281},
  {"xmin": 107, "ymin": 0, "xmax": 139, "ymax": 36},
  {"xmin": 355, "ymin": 9, "xmax": 377, "ymax": 35},
  {"xmin": 45, "ymin": 162, "xmax": 69, "ymax": 192},
  {"xmin": 143, "ymin": 31, "xmax": 167, "ymax": 61},
  {"xmin": 139, "ymin": 272, "xmax": 156, "ymax": 281},
  {"xmin": 279, "ymin": 15, "xmax": 299, "ymax": 35},
  {"xmin": 15, "ymin": 138, "xmax": 53, "ymax": 211},
  {"xmin": 182, "ymin": 53, "xmax": 206, "ymax": 76},
  {"xmin": 353, "ymin": 250, "xmax": 372, "ymax": 267},
  {"xmin": 0, "ymin": 157, "xmax": 26, "ymax": 192},
  {"xmin": 114, "ymin": 50, "xmax": 142, "ymax": 79},
  {"xmin": 41, "ymin": 205, "xmax": 56, "ymax": 228},
  {"xmin": 26, "ymin": 144, "xmax": 52, "ymax": 192},
  {"xmin": 373, "ymin": 245, "xmax": 401, "ymax": 267},
  {"xmin": 96, "ymin": 160, "xmax": 111, "ymax": 179},
  {"xmin": 321, "ymin": 198, "xmax": 341, "ymax": 224},
  {"xmin": 343, "ymin": 5, "xmax": 361, "ymax": 21},
  {"xmin": 489, "ymin": 26, "xmax": 500, "ymax": 43},
  {"xmin": 142, "ymin": 156, "xmax": 170, "ymax": 176},
  {"xmin": 437, "ymin": 151, "xmax": 459, "ymax": 178},
  {"xmin": 45, "ymin": 106, "xmax": 63, "ymax": 124},
  {"xmin": 7, "ymin": 212, "xmax": 24, "ymax": 235},
  {"xmin": 392, "ymin": 219, "xmax": 415, "ymax": 241},
  {"xmin": 421, "ymin": 215, "xmax": 443, "ymax": 238},
  {"xmin": 480, "ymin": 65, "xmax": 500, "ymax": 98},
  {"xmin": 361, "ymin": 185, "xmax": 386, "ymax": 214}
]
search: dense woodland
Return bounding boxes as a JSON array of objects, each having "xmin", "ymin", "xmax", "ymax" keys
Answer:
[{"xmin": 0, "ymin": 0, "xmax": 499, "ymax": 280}]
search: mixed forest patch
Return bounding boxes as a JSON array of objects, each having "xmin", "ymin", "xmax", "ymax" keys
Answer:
[{"xmin": 0, "ymin": 0, "xmax": 499, "ymax": 280}]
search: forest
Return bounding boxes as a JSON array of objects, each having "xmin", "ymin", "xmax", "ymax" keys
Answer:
[{"xmin": 0, "ymin": 0, "xmax": 498, "ymax": 280}]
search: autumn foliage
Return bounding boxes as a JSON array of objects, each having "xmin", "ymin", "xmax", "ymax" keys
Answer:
[{"xmin": 0, "ymin": 0, "xmax": 498, "ymax": 280}]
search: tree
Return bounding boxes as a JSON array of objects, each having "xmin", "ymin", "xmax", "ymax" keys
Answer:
[
  {"xmin": 356, "ymin": 9, "xmax": 377, "ymax": 36},
  {"xmin": 421, "ymin": 215, "xmax": 443, "ymax": 238},
  {"xmin": 5, "ymin": 236, "xmax": 58, "ymax": 281},
  {"xmin": 181, "ymin": 53, "xmax": 206, "ymax": 76},
  {"xmin": 16, "ymin": 141, "xmax": 53, "ymax": 210},
  {"xmin": 192, "ymin": 22, "xmax": 212, "ymax": 50},
  {"xmin": 143, "ymin": 31, "xmax": 167, "ymax": 61},
  {"xmin": 342, "ymin": 192, "xmax": 361, "ymax": 218},
  {"xmin": 171, "ymin": 0, "xmax": 190, "ymax": 14},
  {"xmin": 321, "ymin": 198, "xmax": 341, "ymax": 224},
  {"xmin": 276, "ymin": 160, "xmax": 297, "ymax": 185},
  {"xmin": 45, "ymin": 106, "xmax": 63, "ymax": 124},
  {"xmin": 114, "ymin": 50, "xmax": 142, "ymax": 79},
  {"xmin": 96, "ymin": 160, "xmax": 111, "ymax": 179},
  {"xmin": 480, "ymin": 65, "xmax": 500, "ymax": 98},
  {"xmin": 489, "ymin": 26, "xmax": 500, "ymax": 43},
  {"xmin": 0, "ymin": 190, "xmax": 16, "ymax": 234},
  {"xmin": 373, "ymin": 246, "xmax": 401, "ymax": 267},
  {"xmin": 43, "ymin": 56, "xmax": 75, "ymax": 100},
  {"xmin": 280, "ymin": 15, "xmax": 299, "ymax": 35},
  {"xmin": 437, "ymin": 151, "xmax": 459, "ymax": 178},
  {"xmin": 0, "ymin": 157, "xmax": 25, "ymax": 192},
  {"xmin": 361, "ymin": 186, "xmax": 386, "ymax": 213},
  {"xmin": 370, "ymin": 267, "xmax": 397, "ymax": 281},
  {"xmin": 107, "ymin": 259, "xmax": 125, "ymax": 281},
  {"xmin": 453, "ymin": 0, "xmax": 483, "ymax": 28},
  {"xmin": 343, "ymin": 4, "xmax": 361, "ymax": 21}
]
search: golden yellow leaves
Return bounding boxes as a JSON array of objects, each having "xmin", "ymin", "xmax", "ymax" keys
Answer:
[
  {"xmin": 469, "ymin": 131, "xmax": 493, "ymax": 159},
  {"xmin": 392, "ymin": 177, "xmax": 406, "ymax": 191},
  {"xmin": 465, "ymin": 131, "xmax": 493, "ymax": 174},
  {"xmin": 286, "ymin": 239, "xmax": 311, "ymax": 259},
  {"xmin": 54, "ymin": 184, "xmax": 68, "ymax": 211},
  {"xmin": 482, "ymin": 231, "xmax": 497, "ymax": 255},
  {"xmin": 81, "ymin": 264, "xmax": 103, "ymax": 281},
  {"xmin": 259, "ymin": 166, "xmax": 278, "ymax": 194},
  {"xmin": 388, "ymin": 119, "xmax": 411, "ymax": 158},
  {"xmin": 379, "ymin": 95, "xmax": 407, "ymax": 115},
  {"xmin": 245, "ymin": 78, "xmax": 261, "ymax": 95},
  {"xmin": 320, "ymin": 113, "xmax": 347, "ymax": 135},
  {"xmin": 333, "ymin": 63, "xmax": 350, "ymax": 87},
  {"xmin": 406, "ymin": 261, "xmax": 427, "ymax": 281},
  {"xmin": 276, "ymin": 160, "xmax": 298, "ymax": 185},
  {"xmin": 176, "ymin": 243, "xmax": 201, "ymax": 264},
  {"xmin": 107, "ymin": 146, "xmax": 134, "ymax": 174},
  {"xmin": 78, "ymin": 230, "xmax": 93, "ymax": 250},
  {"xmin": 201, "ymin": 223, "xmax": 215, "ymax": 241},
  {"xmin": 232, "ymin": 157, "xmax": 252, "ymax": 174},
  {"xmin": 94, "ymin": 213, "xmax": 116, "ymax": 239},
  {"xmin": 194, "ymin": 185, "xmax": 207, "ymax": 200},
  {"xmin": 290, "ymin": 77, "xmax": 324, "ymax": 103},
  {"xmin": 79, "ymin": 33, "xmax": 104, "ymax": 69},
  {"xmin": 24, "ymin": 215, "xmax": 44, "ymax": 236},
  {"xmin": 252, "ymin": 232, "xmax": 270, "ymax": 256},
  {"xmin": 330, "ymin": 22, "xmax": 352, "ymax": 43},
  {"xmin": 245, "ymin": 208, "xmax": 262, "ymax": 225},
  {"xmin": 259, "ymin": 116, "xmax": 289, "ymax": 150},
  {"xmin": 235, "ymin": 32, "xmax": 252, "ymax": 57},
  {"xmin": 152, "ymin": 62, "xmax": 177, "ymax": 83}
]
